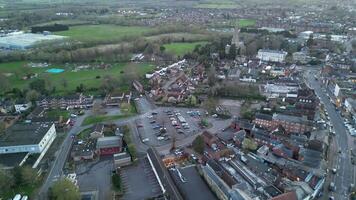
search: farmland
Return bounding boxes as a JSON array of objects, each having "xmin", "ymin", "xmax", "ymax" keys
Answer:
[
  {"xmin": 163, "ymin": 42, "xmax": 208, "ymax": 56},
  {"xmin": 56, "ymin": 25, "xmax": 153, "ymax": 43},
  {"xmin": 0, "ymin": 61, "xmax": 155, "ymax": 95}
]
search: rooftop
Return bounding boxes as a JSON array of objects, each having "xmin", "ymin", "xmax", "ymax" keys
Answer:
[
  {"xmin": 96, "ymin": 136, "xmax": 122, "ymax": 149},
  {"xmin": 0, "ymin": 122, "xmax": 54, "ymax": 147},
  {"xmin": 170, "ymin": 166, "xmax": 216, "ymax": 200}
]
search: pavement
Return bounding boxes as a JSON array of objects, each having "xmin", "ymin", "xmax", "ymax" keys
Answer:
[
  {"xmin": 37, "ymin": 111, "xmax": 92, "ymax": 200},
  {"xmin": 305, "ymin": 69, "xmax": 355, "ymax": 199}
]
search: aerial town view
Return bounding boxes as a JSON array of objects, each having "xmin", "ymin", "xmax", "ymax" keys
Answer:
[{"xmin": 0, "ymin": 0, "xmax": 355, "ymax": 200}]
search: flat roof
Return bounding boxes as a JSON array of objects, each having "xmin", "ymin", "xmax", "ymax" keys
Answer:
[
  {"xmin": 0, "ymin": 152, "xmax": 28, "ymax": 168},
  {"xmin": 0, "ymin": 122, "xmax": 53, "ymax": 147},
  {"xmin": 170, "ymin": 166, "xmax": 217, "ymax": 200}
]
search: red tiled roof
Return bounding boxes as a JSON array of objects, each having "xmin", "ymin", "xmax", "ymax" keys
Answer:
[{"xmin": 271, "ymin": 191, "xmax": 298, "ymax": 200}]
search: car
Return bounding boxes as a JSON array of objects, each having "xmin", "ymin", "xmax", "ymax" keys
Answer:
[
  {"xmin": 152, "ymin": 112, "xmax": 158, "ymax": 115},
  {"xmin": 329, "ymin": 182, "xmax": 336, "ymax": 191},
  {"xmin": 178, "ymin": 130, "xmax": 184, "ymax": 134},
  {"xmin": 157, "ymin": 136, "xmax": 165, "ymax": 141},
  {"xmin": 142, "ymin": 138, "xmax": 149, "ymax": 142},
  {"xmin": 332, "ymin": 168, "xmax": 337, "ymax": 174},
  {"xmin": 150, "ymin": 120, "xmax": 156, "ymax": 124},
  {"xmin": 137, "ymin": 124, "xmax": 143, "ymax": 128},
  {"xmin": 153, "ymin": 125, "xmax": 161, "ymax": 129}
]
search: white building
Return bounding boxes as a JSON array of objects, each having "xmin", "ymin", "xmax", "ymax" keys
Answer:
[
  {"xmin": 257, "ymin": 49, "xmax": 288, "ymax": 63},
  {"xmin": 14, "ymin": 102, "xmax": 31, "ymax": 113},
  {"xmin": 0, "ymin": 122, "xmax": 56, "ymax": 154}
]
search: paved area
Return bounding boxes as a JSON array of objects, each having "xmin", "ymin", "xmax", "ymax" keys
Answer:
[
  {"xmin": 121, "ymin": 157, "xmax": 162, "ymax": 200},
  {"xmin": 76, "ymin": 156, "xmax": 114, "ymax": 200}
]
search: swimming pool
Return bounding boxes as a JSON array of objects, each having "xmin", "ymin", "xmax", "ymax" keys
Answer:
[{"xmin": 46, "ymin": 68, "xmax": 64, "ymax": 73}]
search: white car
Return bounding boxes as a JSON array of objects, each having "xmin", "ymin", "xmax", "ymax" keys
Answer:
[{"xmin": 142, "ymin": 138, "xmax": 150, "ymax": 142}]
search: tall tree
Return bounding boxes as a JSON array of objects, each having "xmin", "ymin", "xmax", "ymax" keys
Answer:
[
  {"xmin": 192, "ymin": 135, "xmax": 205, "ymax": 154},
  {"xmin": 49, "ymin": 178, "xmax": 80, "ymax": 200}
]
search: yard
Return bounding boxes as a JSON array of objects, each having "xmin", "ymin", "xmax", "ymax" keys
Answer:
[
  {"xmin": 55, "ymin": 25, "xmax": 153, "ymax": 43},
  {"xmin": 163, "ymin": 42, "xmax": 208, "ymax": 56},
  {"xmin": 0, "ymin": 61, "xmax": 155, "ymax": 95}
]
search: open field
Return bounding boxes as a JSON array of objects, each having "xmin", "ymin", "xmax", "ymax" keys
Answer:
[
  {"xmin": 163, "ymin": 42, "xmax": 208, "ymax": 56},
  {"xmin": 56, "ymin": 25, "xmax": 153, "ymax": 43},
  {"xmin": 238, "ymin": 19, "xmax": 256, "ymax": 27},
  {"xmin": 146, "ymin": 32, "xmax": 211, "ymax": 42},
  {"xmin": 0, "ymin": 61, "xmax": 155, "ymax": 95},
  {"xmin": 195, "ymin": 0, "xmax": 238, "ymax": 9}
]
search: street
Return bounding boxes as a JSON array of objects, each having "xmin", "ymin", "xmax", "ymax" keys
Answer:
[{"xmin": 305, "ymin": 69, "xmax": 355, "ymax": 200}]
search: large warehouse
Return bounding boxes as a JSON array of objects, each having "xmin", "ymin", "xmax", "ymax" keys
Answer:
[
  {"xmin": 0, "ymin": 122, "xmax": 57, "ymax": 168},
  {"xmin": 0, "ymin": 31, "xmax": 66, "ymax": 50}
]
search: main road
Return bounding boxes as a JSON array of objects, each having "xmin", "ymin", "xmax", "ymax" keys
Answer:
[{"xmin": 305, "ymin": 69, "xmax": 355, "ymax": 200}]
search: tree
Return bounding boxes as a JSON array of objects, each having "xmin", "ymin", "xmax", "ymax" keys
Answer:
[
  {"xmin": 306, "ymin": 34, "xmax": 314, "ymax": 47},
  {"xmin": 192, "ymin": 135, "xmax": 205, "ymax": 154},
  {"xmin": 49, "ymin": 178, "xmax": 80, "ymax": 200},
  {"xmin": 26, "ymin": 90, "xmax": 40, "ymax": 103},
  {"xmin": 0, "ymin": 168, "xmax": 14, "ymax": 195},
  {"xmin": 29, "ymin": 79, "xmax": 46, "ymax": 93},
  {"xmin": 228, "ymin": 44, "xmax": 237, "ymax": 59},
  {"xmin": 202, "ymin": 98, "xmax": 218, "ymax": 114},
  {"xmin": 242, "ymin": 138, "xmax": 258, "ymax": 151},
  {"xmin": 160, "ymin": 46, "xmax": 166, "ymax": 52},
  {"xmin": 21, "ymin": 166, "xmax": 38, "ymax": 185}
]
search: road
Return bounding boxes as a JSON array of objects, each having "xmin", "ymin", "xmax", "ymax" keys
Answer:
[
  {"xmin": 305, "ymin": 69, "xmax": 355, "ymax": 199},
  {"xmin": 37, "ymin": 112, "xmax": 90, "ymax": 200}
]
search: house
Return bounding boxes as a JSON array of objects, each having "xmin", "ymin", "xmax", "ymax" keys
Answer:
[
  {"xmin": 14, "ymin": 102, "xmax": 31, "ymax": 113},
  {"xmin": 90, "ymin": 124, "xmax": 104, "ymax": 139},
  {"xmin": 103, "ymin": 92, "xmax": 132, "ymax": 106},
  {"xmin": 257, "ymin": 49, "xmax": 288, "ymax": 63},
  {"xmin": 37, "ymin": 93, "xmax": 93, "ymax": 110},
  {"xmin": 96, "ymin": 136, "xmax": 123, "ymax": 156},
  {"xmin": 202, "ymin": 131, "xmax": 218, "ymax": 147}
]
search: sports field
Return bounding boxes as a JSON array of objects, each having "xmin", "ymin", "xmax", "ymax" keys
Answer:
[
  {"xmin": 163, "ymin": 42, "xmax": 208, "ymax": 56},
  {"xmin": 0, "ymin": 61, "xmax": 154, "ymax": 94},
  {"xmin": 56, "ymin": 25, "xmax": 153, "ymax": 43}
]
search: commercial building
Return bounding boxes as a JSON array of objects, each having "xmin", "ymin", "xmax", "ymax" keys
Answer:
[
  {"xmin": 0, "ymin": 122, "xmax": 56, "ymax": 168},
  {"xmin": 96, "ymin": 136, "xmax": 123, "ymax": 156},
  {"xmin": 0, "ymin": 32, "xmax": 66, "ymax": 50},
  {"xmin": 257, "ymin": 49, "xmax": 288, "ymax": 63}
]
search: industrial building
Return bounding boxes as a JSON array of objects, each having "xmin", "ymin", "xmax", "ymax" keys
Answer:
[
  {"xmin": 0, "ymin": 32, "xmax": 66, "ymax": 50},
  {"xmin": 0, "ymin": 122, "xmax": 56, "ymax": 168}
]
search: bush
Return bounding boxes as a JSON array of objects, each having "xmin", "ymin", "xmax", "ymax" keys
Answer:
[{"xmin": 112, "ymin": 174, "xmax": 122, "ymax": 191}]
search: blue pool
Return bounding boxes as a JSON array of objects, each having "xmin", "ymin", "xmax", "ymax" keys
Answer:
[{"xmin": 46, "ymin": 68, "xmax": 64, "ymax": 73}]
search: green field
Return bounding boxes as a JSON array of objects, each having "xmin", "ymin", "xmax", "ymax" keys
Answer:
[
  {"xmin": 0, "ymin": 61, "xmax": 154, "ymax": 94},
  {"xmin": 56, "ymin": 25, "xmax": 153, "ymax": 43},
  {"xmin": 163, "ymin": 42, "xmax": 208, "ymax": 56},
  {"xmin": 238, "ymin": 19, "xmax": 256, "ymax": 27},
  {"xmin": 195, "ymin": 0, "xmax": 238, "ymax": 9}
]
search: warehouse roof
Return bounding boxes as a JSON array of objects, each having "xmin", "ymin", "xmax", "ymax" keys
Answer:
[{"xmin": 0, "ymin": 122, "xmax": 54, "ymax": 146}]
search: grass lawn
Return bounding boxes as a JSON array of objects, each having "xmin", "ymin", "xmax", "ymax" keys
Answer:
[
  {"xmin": 82, "ymin": 114, "xmax": 133, "ymax": 126},
  {"xmin": 163, "ymin": 42, "xmax": 208, "ymax": 56},
  {"xmin": 238, "ymin": 19, "xmax": 256, "ymax": 27},
  {"xmin": 0, "ymin": 61, "xmax": 155, "ymax": 95},
  {"xmin": 56, "ymin": 25, "xmax": 153, "ymax": 43},
  {"xmin": 46, "ymin": 109, "xmax": 70, "ymax": 120},
  {"xmin": 77, "ymin": 127, "xmax": 92, "ymax": 139}
]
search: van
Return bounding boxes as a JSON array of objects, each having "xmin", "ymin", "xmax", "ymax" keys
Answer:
[{"xmin": 13, "ymin": 194, "xmax": 21, "ymax": 200}]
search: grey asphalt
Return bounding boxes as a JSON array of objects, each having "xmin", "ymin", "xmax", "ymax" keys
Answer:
[
  {"xmin": 37, "ymin": 111, "xmax": 91, "ymax": 200},
  {"xmin": 305, "ymin": 69, "xmax": 355, "ymax": 199}
]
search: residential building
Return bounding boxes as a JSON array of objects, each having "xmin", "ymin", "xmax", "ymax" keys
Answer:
[{"xmin": 37, "ymin": 93, "xmax": 93, "ymax": 110}]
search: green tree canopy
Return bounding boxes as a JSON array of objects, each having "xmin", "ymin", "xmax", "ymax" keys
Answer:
[
  {"xmin": 49, "ymin": 178, "xmax": 80, "ymax": 200},
  {"xmin": 192, "ymin": 135, "xmax": 205, "ymax": 154}
]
